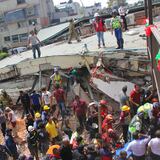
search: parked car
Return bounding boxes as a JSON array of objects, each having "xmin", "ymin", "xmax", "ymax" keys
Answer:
[{"xmin": 8, "ymin": 47, "xmax": 27, "ymax": 55}]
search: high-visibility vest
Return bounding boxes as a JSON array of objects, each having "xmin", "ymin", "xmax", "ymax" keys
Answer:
[
  {"xmin": 112, "ymin": 17, "xmax": 121, "ymax": 29},
  {"xmin": 54, "ymin": 74, "xmax": 61, "ymax": 82},
  {"xmin": 129, "ymin": 115, "xmax": 141, "ymax": 134}
]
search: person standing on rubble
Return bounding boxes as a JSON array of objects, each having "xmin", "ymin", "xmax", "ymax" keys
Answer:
[
  {"xmin": 0, "ymin": 109, "xmax": 6, "ymax": 137},
  {"xmin": 129, "ymin": 85, "xmax": 141, "ymax": 116},
  {"xmin": 111, "ymin": 10, "xmax": 124, "ymax": 49},
  {"xmin": 68, "ymin": 19, "xmax": 81, "ymax": 44},
  {"xmin": 118, "ymin": 6, "xmax": 129, "ymax": 31},
  {"xmin": 93, "ymin": 12, "xmax": 106, "ymax": 49},
  {"xmin": 72, "ymin": 95, "xmax": 87, "ymax": 129},
  {"xmin": 5, "ymin": 128, "xmax": 19, "ymax": 160},
  {"xmin": 28, "ymin": 30, "xmax": 41, "ymax": 59},
  {"xmin": 53, "ymin": 83, "xmax": 66, "ymax": 119},
  {"xmin": 16, "ymin": 91, "xmax": 31, "ymax": 118}
]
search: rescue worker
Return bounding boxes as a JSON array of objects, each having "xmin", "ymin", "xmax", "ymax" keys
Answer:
[
  {"xmin": 27, "ymin": 126, "xmax": 39, "ymax": 160},
  {"xmin": 5, "ymin": 107, "xmax": 17, "ymax": 137},
  {"xmin": 102, "ymin": 114, "xmax": 114, "ymax": 132},
  {"xmin": 137, "ymin": 103, "xmax": 153, "ymax": 120},
  {"xmin": 0, "ymin": 90, "xmax": 13, "ymax": 109},
  {"xmin": 45, "ymin": 117, "xmax": 58, "ymax": 140},
  {"xmin": 120, "ymin": 105, "xmax": 131, "ymax": 143},
  {"xmin": 128, "ymin": 112, "xmax": 144, "ymax": 140},
  {"xmin": 53, "ymin": 83, "xmax": 66, "ymax": 119},
  {"xmin": 68, "ymin": 19, "xmax": 81, "ymax": 44},
  {"xmin": 93, "ymin": 12, "xmax": 106, "ymax": 48},
  {"xmin": 0, "ymin": 109, "xmax": 6, "ymax": 137},
  {"xmin": 118, "ymin": 6, "xmax": 129, "ymax": 31},
  {"xmin": 28, "ymin": 30, "xmax": 41, "ymax": 59},
  {"xmin": 33, "ymin": 112, "xmax": 43, "ymax": 129},
  {"xmin": 30, "ymin": 90, "xmax": 41, "ymax": 113},
  {"xmin": 0, "ymin": 144, "xmax": 11, "ymax": 160},
  {"xmin": 50, "ymin": 68, "xmax": 62, "ymax": 86},
  {"xmin": 5, "ymin": 128, "xmax": 19, "ymax": 160},
  {"xmin": 37, "ymin": 123, "xmax": 49, "ymax": 156},
  {"xmin": 149, "ymin": 102, "xmax": 160, "ymax": 120},
  {"xmin": 111, "ymin": 10, "xmax": 124, "ymax": 49},
  {"xmin": 99, "ymin": 100, "xmax": 108, "ymax": 119},
  {"xmin": 42, "ymin": 105, "xmax": 50, "ymax": 124},
  {"xmin": 72, "ymin": 95, "xmax": 87, "ymax": 129},
  {"xmin": 16, "ymin": 90, "xmax": 31, "ymax": 118}
]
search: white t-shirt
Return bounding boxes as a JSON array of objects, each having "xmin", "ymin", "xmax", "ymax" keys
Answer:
[
  {"xmin": 42, "ymin": 91, "xmax": 51, "ymax": 105},
  {"xmin": 126, "ymin": 137, "xmax": 151, "ymax": 156},
  {"xmin": 148, "ymin": 138, "xmax": 160, "ymax": 155},
  {"xmin": 28, "ymin": 35, "xmax": 39, "ymax": 46}
]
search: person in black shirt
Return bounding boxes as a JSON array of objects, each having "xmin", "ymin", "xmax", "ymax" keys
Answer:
[
  {"xmin": 16, "ymin": 91, "xmax": 31, "ymax": 118},
  {"xmin": 60, "ymin": 138, "xmax": 73, "ymax": 160},
  {"xmin": 0, "ymin": 144, "xmax": 11, "ymax": 160}
]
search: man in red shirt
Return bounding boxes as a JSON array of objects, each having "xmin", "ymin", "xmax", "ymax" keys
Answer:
[
  {"xmin": 72, "ymin": 95, "xmax": 87, "ymax": 129},
  {"xmin": 130, "ymin": 85, "xmax": 141, "ymax": 116},
  {"xmin": 53, "ymin": 83, "xmax": 66, "ymax": 119}
]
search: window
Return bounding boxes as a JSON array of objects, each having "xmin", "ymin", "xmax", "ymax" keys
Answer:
[
  {"xmin": 26, "ymin": 7, "xmax": 35, "ymax": 16},
  {"xmin": 5, "ymin": 9, "xmax": 26, "ymax": 23},
  {"xmin": 0, "ymin": 15, "xmax": 4, "ymax": 23},
  {"xmin": 4, "ymin": 36, "xmax": 11, "ymax": 42},
  {"xmin": 19, "ymin": 33, "xmax": 28, "ymax": 42},
  {"xmin": 28, "ymin": 19, "xmax": 37, "ymax": 25},
  {"xmin": 17, "ymin": 21, "xmax": 27, "ymax": 28},
  {"xmin": 12, "ymin": 35, "xmax": 19, "ymax": 43},
  {"xmin": 17, "ymin": 0, "xmax": 25, "ymax": 5}
]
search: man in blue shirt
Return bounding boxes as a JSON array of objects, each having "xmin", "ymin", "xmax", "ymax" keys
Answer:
[{"xmin": 30, "ymin": 90, "xmax": 41, "ymax": 113}]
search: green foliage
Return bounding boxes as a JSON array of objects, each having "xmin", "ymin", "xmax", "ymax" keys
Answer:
[{"xmin": 0, "ymin": 52, "xmax": 9, "ymax": 60}]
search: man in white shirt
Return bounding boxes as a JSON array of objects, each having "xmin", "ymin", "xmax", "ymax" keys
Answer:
[
  {"xmin": 28, "ymin": 30, "xmax": 41, "ymax": 59},
  {"xmin": 148, "ymin": 130, "xmax": 160, "ymax": 160},
  {"xmin": 118, "ymin": 6, "xmax": 128, "ymax": 31},
  {"xmin": 41, "ymin": 87, "xmax": 51, "ymax": 106},
  {"xmin": 126, "ymin": 132, "xmax": 150, "ymax": 160}
]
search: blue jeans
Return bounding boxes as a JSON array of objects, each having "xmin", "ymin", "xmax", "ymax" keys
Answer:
[
  {"xmin": 96, "ymin": 32, "xmax": 105, "ymax": 46},
  {"xmin": 115, "ymin": 28, "xmax": 123, "ymax": 48},
  {"xmin": 32, "ymin": 44, "xmax": 41, "ymax": 59},
  {"xmin": 58, "ymin": 102, "xmax": 66, "ymax": 118}
]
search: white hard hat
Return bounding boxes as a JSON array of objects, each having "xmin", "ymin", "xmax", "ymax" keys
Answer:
[
  {"xmin": 94, "ymin": 12, "xmax": 100, "ymax": 18},
  {"xmin": 88, "ymin": 101, "xmax": 98, "ymax": 107},
  {"xmin": 28, "ymin": 126, "xmax": 34, "ymax": 132}
]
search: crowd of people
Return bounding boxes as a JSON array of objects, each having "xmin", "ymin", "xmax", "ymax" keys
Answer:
[{"xmin": 0, "ymin": 65, "xmax": 160, "ymax": 160}]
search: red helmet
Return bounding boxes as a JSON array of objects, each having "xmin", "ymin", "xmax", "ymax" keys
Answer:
[{"xmin": 100, "ymin": 100, "xmax": 108, "ymax": 105}]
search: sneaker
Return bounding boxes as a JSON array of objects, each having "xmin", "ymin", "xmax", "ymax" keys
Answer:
[
  {"xmin": 116, "ymin": 47, "xmax": 120, "ymax": 49},
  {"xmin": 77, "ymin": 40, "xmax": 81, "ymax": 42},
  {"xmin": 68, "ymin": 42, "xmax": 72, "ymax": 44}
]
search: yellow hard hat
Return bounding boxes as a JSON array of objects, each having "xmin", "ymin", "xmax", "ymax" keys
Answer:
[
  {"xmin": 35, "ymin": 112, "xmax": 41, "ymax": 118},
  {"xmin": 43, "ymin": 105, "xmax": 50, "ymax": 110},
  {"xmin": 121, "ymin": 105, "xmax": 130, "ymax": 112}
]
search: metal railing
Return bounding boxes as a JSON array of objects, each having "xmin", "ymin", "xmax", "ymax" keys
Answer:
[{"xmin": 146, "ymin": 0, "xmax": 160, "ymax": 100}]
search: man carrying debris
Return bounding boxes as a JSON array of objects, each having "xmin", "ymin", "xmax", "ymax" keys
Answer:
[
  {"xmin": 111, "ymin": 10, "xmax": 124, "ymax": 49},
  {"xmin": 68, "ymin": 19, "xmax": 81, "ymax": 44}
]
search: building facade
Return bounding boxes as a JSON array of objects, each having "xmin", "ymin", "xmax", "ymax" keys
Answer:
[
  {"xmin": 53, "ymin": 1, "xmax": 83, "ymax": 23},
  {"xmin": 0, "ymin": 0, "xmax": 54, "ymax": 49},
  {"xmin": 85, "ymin": 3, "xmax": 102, "ymax": 17}
]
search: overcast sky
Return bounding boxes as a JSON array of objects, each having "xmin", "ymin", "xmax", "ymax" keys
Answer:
[{"xmin": 53, "ymin": 0, "xmax": 140, "ymax": 7}]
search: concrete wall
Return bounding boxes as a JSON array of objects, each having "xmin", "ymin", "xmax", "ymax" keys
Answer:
[{"xmin": 0, "ymin": 55, "xmax": 94, "ymax": 81}]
